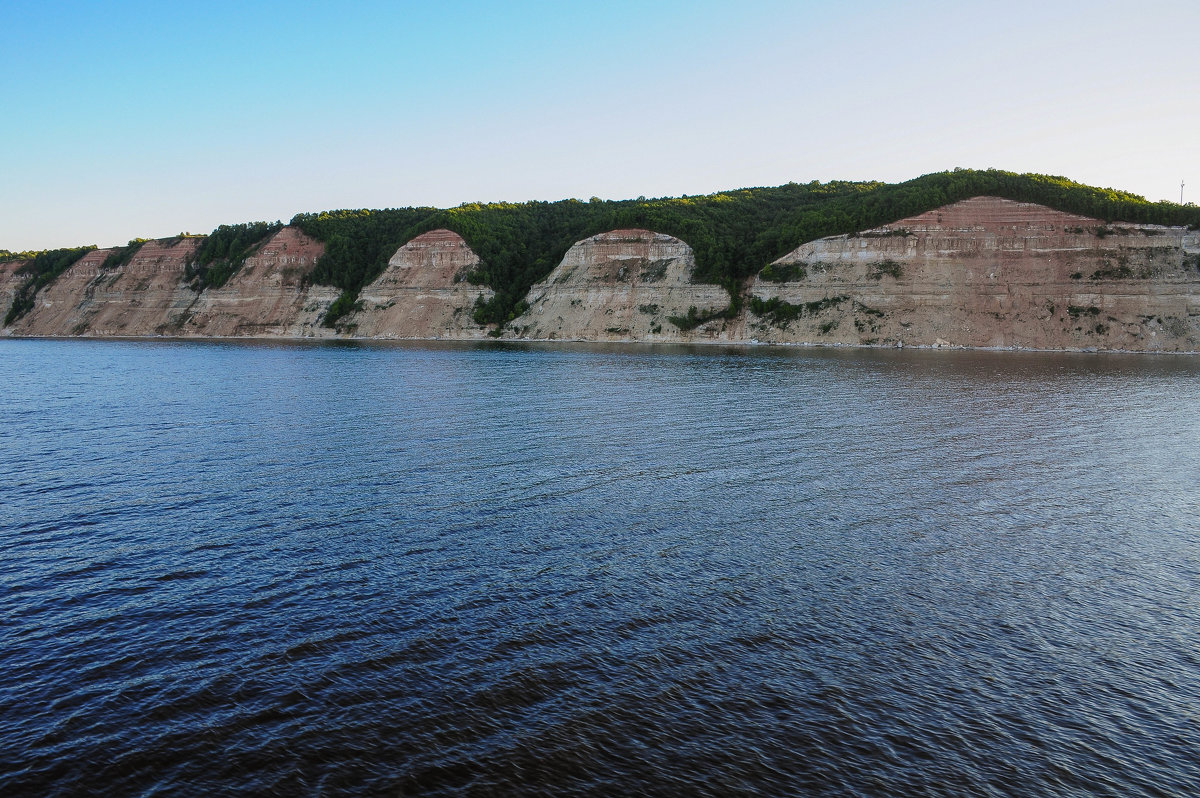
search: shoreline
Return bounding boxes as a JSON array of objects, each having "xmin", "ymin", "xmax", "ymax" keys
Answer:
[{"xmin": 4, "ymin": 330, "xmax": 1198, "ymax": 356}]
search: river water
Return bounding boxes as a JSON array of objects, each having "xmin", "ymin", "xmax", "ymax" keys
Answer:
[{"xmin": 2, "ymin": 338, "xmax": 1198, "ymax": 796}]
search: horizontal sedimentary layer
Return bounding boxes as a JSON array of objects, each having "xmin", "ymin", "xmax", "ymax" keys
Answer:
[
  {"xmin": 346, "ymin": 229, "xmax": 495, "ymax": 339},
  {"xmin": 743, "ymin": 197, "xmax": 1200, "ymax": 352},
  {"xmin": 506, "ymin": 230, "xmax": 740, "ymax": 342}
]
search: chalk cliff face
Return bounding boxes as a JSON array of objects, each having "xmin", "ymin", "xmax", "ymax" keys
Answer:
[
  {"xmin": 507, "ymin": 229, "xmax": 739, "ymax": 341},
  {"xmin": 747, "ymin": 197, "xmax": 1200, "ymax": 351},
  {"xmin": 343, "ymin": 229, "xmax": 494, "ymax": 339},
  {"xmin": 8, "ymin": 240, "xmax": 200, "ymax": 336},
  {"xmin": 180, "ymin": 227, "xmax": 337, "ymax": 338}
]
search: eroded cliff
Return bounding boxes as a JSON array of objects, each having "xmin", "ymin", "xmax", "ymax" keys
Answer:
[
  {"xmin": 8, "ymin": 240, "xmax": 199, "ymax": 336},
  {"xmin": 343, "ymin": 229, "xmax": 494, "ymax": 339},
  {"xmin": 507, "ymin": 229, "xmax": 739, "ymax": 342},
  {"xmin": 746, "ymin": 197, "xmax": 1200, "ymax": 351},
  {"xmin": 5, "ymin": 229, "xmax": 338, "ymax": 338},
  {"xmin": 180, "ymin": 227, "xmax": 337, "ymax": 338}
]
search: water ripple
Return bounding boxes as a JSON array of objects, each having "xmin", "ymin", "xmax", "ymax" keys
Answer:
[{"xmin": 1, "ymin": 340, "xmax": 1199, "ymax": 795}]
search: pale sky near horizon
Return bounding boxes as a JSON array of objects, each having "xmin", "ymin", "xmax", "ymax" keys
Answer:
[{"xmin": 3, "ymin": 0, "xmax": 1198, "ymax": 251}]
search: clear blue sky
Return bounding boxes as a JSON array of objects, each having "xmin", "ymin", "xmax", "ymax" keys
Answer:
[{"xmin": 3, "ymin": 0, "xmax": 1198, "ymax": 251}]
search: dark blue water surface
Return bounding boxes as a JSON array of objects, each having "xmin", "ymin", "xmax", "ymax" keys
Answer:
[{"xmin": 2, "ymin": 338, "xmax": 1199, "ymax": 796}]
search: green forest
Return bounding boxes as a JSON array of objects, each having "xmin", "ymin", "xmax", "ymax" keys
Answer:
[{"xmin": 7, "ymin": 169, "xmax": 1200, "ymax": 328}]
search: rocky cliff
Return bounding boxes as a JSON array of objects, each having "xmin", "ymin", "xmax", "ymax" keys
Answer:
[
  {"xmin": 5, "ymin": 229, "xmax": 338, "ymax": 338},
  {"xmin": 343, "ymin": 229, "xmax": 494, "ymax": 339},
  {"xmin": 4, "ymin": 197, "xmax": 1199, "ymax": 352},
  {"xmin": 746, "ymin": 197, "xmax": 1200, "ymax": 351},
  {"xmin": 506, "ymin": 229, "xmax": 739, "ymax": 342},
  {"xmin": 179, "ymin": 227, "xmax": 337, "ymax": 338},
  {"xmin": 7, "ymin": 240, "xmax": 200, "ymax": 337}
]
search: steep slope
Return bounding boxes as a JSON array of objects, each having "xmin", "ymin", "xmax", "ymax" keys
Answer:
[
  {"xmin": 507, "ymin": 229, "xmax": 738, "ymax": 341},
  {"xmin": 0, "ymin": 260, "xmax": 29, "ymax": 324},
  {"xmin": 3, "ymin": 229, "xmax": 340, "ymax": 338},
  {"xmin": 747, "ymin": 197, "xmax": 1200, "ymax": 351},
  {"xmin": 180, "ymin": 227, "xmax": 337, "ymax": 337},
  {"xmin": 343, "ymin": 229, "xmax": 495, "ymax": 339},
  {"xmin": 8, "ymin": 240, "xmax": 199, "ymax": 336}
]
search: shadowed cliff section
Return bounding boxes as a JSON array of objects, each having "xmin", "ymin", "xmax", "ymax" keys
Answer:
[
  {"xmin": 3, "ymin": 246, "xmax": 98, "ymax": 325},
  {"xmin": 0, "ymin": 259, "xmax": 32, "ymax": 323},
  {"xmin": 179, "ymin": 227, "xmax": 337, "ymax": 337}
]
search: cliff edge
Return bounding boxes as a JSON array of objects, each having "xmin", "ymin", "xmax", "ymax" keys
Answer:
[{"xmin": 5, "ymin": 229, "xmax": 339, "ymax": 338}]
